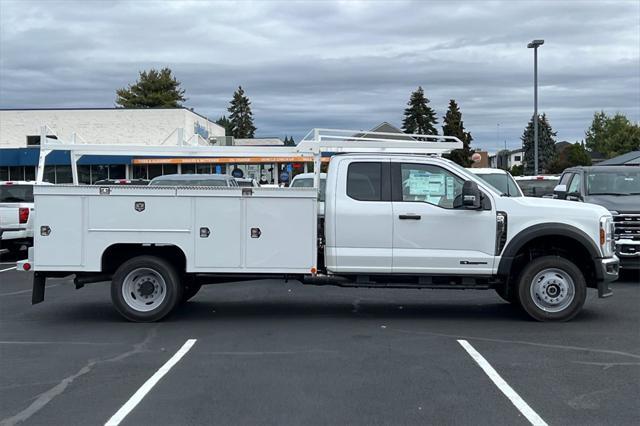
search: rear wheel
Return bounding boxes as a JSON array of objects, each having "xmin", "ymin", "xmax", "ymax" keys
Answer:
[
  {"xmin": 517, "ymin": 256, "xmax": 586, "ymax": 322},
  {"xmin": 111, "ymin": 256, "xmax": 182, "ymax": 322}
]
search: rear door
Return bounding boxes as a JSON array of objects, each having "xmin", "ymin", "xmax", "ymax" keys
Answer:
[
  {"xmin": 331, "ymin": 160, "xmax": 392, "ymax": 273},
  {"xmin": 391, "ymin": 161, "xmax": 497, "ymax": 275}
]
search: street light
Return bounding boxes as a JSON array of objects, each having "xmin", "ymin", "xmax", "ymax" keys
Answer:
[{"xmin": 527, "ymin": 39, "xmax": 544, "ymax": 175}]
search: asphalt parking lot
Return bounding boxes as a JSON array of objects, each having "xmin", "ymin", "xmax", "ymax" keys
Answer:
[{"xmin": 0, "ymin": 257, "xmax": 638, "ymax": 426}]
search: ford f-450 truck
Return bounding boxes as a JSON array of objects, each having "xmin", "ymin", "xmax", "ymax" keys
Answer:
[{"xmin": 18, "ymin": 130, "xmax": 619, "ymax": 322}]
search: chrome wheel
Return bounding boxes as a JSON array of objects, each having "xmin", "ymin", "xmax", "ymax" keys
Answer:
[
  {"xmin": 122, "ymin": 267, "xmax": 167, "ymax": 312},
  {"xmin": 530, "ymin": 268, "xmax": 575, "ymax": 313}
]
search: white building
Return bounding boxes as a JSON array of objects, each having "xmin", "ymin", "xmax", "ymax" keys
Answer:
[{"xmin": 0, "ymin": 108, "xmax": 225, "ymax": 183}]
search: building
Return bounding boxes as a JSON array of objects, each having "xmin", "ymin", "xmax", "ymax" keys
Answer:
[
  {"xmin": 488, "ymin": 148, "xmax": 523, "ymax": 169},
  {"xmin": 0, "ymin": 108, "xmax": 225, "ymax": 183},
  {"xmin": 596, "ymin": 151, "xmax": 640, "ymax": 166}
]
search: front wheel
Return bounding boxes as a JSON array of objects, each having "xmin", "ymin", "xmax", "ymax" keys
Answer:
[
  {"xmin": 517, "ymin": 256, "xmax": 586, "ymax": 322},
  {"xmin": 111, "ymin": 256, "xmax": 182, "ymax": 322}
]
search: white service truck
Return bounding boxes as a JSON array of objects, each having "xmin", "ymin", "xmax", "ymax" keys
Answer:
[{"xmin": 18, "ymin": 130, "xmax": 619, "ymax": 322}]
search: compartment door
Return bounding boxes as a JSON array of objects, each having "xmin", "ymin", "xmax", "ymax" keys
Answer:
[
  {"xmin": 245, "ymin": 197, "xmax": 315, "ymax": 270},
  {"xmin": 194, "ymin": 198, "xmax": 242, "ymax": 268}
]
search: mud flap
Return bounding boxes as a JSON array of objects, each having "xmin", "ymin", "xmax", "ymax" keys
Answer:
[{"xmin": 32, "ymin": 272, "xmax": 46, "ymax": 304}]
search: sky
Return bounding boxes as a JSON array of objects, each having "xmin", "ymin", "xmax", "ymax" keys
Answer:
[{"xmin": 0, "ymin": 0, "xmax": 638, "ymax": 152}]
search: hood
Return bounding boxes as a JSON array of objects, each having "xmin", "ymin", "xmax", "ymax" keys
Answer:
[
  {"xmin": 583, "ymin": 194, "xmax": 640, "ymax": 213},
  {"xmin": 498, "ymin": 196, "xmax": 610, "ymax": 218}
]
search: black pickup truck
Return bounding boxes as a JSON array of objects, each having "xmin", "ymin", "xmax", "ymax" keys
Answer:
[{"xmin": 555, "ymin": 166, "xmax": 640, "ymax": 269}]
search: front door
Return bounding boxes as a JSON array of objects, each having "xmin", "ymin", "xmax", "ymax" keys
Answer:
[{"xmin": 391, "ymin": 161, "xmax": 497, "ymax": 275}]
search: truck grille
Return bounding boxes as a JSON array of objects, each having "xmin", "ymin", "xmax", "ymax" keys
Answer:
[{"xmin": 613, "ymin": 214, "xmax": 640, "ymax": 242}]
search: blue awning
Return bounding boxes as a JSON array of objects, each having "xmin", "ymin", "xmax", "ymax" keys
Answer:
[{"xmin": 0, "ymin": 148, "xmax": 132, "ymax": 166}]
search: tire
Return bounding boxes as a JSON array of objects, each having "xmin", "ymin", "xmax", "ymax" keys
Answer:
[
  {"xmin": 181, "ymin": 283, "xmax": 202, "ymax": 303},
  {"xmin": 111, "ymin": 256, "xmax": 183, "ymax": 322},
  {"xmin": 517, "ymin": 256, "xmax": 586, "ymax": 322}
]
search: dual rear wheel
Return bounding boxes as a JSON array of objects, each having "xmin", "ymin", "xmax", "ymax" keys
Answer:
[{"xmin": 111, "ymin": 256, "xmax": 200, "ymax": 322}]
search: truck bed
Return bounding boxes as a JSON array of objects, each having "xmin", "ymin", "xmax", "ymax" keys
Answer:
[{"xmin": 32, "ymin": 185, "xmax": 318, "ymax": 274}]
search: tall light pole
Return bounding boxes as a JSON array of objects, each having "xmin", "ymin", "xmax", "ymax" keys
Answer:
[{"xmin": 528, "ymin": 39, "xmax": 544, "ymax": 175}]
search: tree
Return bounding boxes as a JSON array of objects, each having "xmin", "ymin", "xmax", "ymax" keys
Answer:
[
  {"xmin": 521, "ymin": 113, "xmax": 557, "ymax": 175},
  {"xmin": 401, "ymin": 86, "xmax": 438, "ymax": 136},
  {"xmin": 585, "ymin": 111, "xmax": 640, "ymax": 158},
  {"xmin": 509, "ymin": 164, "xmax": 524, "ymax": 176},
  {"xmin": 116, "ymin": 68, "xmax": 185, "ymax": 108},
  {"xmin": 227, "ymin": 86, "xmax": 256, "ymax": 138},
  {"xmin": 215, "ymin": 115, "xmax": 233, "ymax": 136},
  {"xmin": 442, "ymin": 99, "xmax": 473, "ymax": 167},
  {"xmin": 283, "ymin": 136, "xmax": 295, "ymax": 146},
  {"xmin": 547, "ymin": 142, "xmax": 592, "ymax": 174}
]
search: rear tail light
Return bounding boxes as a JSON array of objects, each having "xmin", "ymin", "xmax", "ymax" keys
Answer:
[
  {"xmin": 23, "ymin": 262, "xmax": 31, "ymax": 271},
  {"xmin": 19, "ymin": 207, "xmax": 29, "ymax": 224}
]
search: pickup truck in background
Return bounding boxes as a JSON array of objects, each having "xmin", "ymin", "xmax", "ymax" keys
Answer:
[
  {"xmin": 554, "ymin": 166, "xmax": 640, "ymax": 269},
  {"xmin": 0, "ymin": 181, "xmax": 46, "ymax": 254},
  {"xmin": 18, "ymin": 149, "xmax": 619, "ymax": 323}
]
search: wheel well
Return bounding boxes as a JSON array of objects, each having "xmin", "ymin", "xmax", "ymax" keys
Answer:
[
  {"xmin": 102, "ymin": 244, "xmax": 187, "ymax": 275},
  {"xmin": 507, "ymin": 235, "xmax": 596, "ymax": 289}
]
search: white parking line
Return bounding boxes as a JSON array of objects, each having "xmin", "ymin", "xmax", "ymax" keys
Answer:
[
  {"xmin": 104, "ymin": 339, "xmax": 197, "ymax": 426},
  {"xmin": 0, "ymin": 266, "xmax": 17, "ymax": 272},
  {"xmin": 458, "ymin": 339, "xmax": 548, "ymax": 426}
]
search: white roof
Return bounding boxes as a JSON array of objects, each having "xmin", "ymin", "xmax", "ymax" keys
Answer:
[
  {"xmin": 468, "ymin": 168, "xmax": 509, "ymax": 175},
  {"xmin": 234, "ymin": 138, "xmax": 284, "ymax": 146}
]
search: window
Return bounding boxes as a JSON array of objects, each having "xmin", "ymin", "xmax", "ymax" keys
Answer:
[
  {"xmin": 163, "ymin": 164, "xmax": 178, "ymax": 175},
  {"xmin": 398, "ymin": 163, "xmax": 463, "ymax": 209},
  {"xmin": 148, "ymin": 164, "xmax": 163, "ymax": 179},
  {"xmin": 347, "ymin": 162, "xmax": 382, "ymax": 201},
  {"xmin": 133, "ymin": 165, "xmax": 147, "ymax": 179},
  {"xmin": 559, "ymin": 173, "xmax": 572, "ymax": 186},
  {"xmin": 8, "ymin": 166, "xmax": 24, "ymax": 181},
  {"xmin": 514, "ymin": 155, "xmax": 521, "ymax": 161},
  {"xmin": 0, "ymin": 184, "xmax": 33, "ymax": 202},
  {"xmin": 78, "ymin": 166, "xmax": 91, "ymax": 184},
  {"xmin": 182, "ymin": 164, "xmax": 196, "ymax": 174},
  {"xmin": 196, "ymin": 164, "xmax": 212, "ymax": 174},
  {"xmin": 109, "ymin": 165, "xmax": 126, "ymax": 180},
  {"xmin": 55, "ymin": 166, "xmax": 72, "ymax": 183},
  {"xmin": 26, "ymin": 135, "xmax": 57, "ymax": 146},
  {"xmin": 0, "ymin": 167, "xmax": 8, "ymax": 181},
  {"xmin": 568, "ymin": 174, "xmax": 581, "ymax": 194},
  {"xmin": 24, "ymin": 166, "xmax": 35, "ymax": 181}
]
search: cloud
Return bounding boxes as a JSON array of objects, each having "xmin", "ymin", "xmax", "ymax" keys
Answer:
[{"xmin": 1, "ymin": 0, "xmax": 638, "ymax": 150}]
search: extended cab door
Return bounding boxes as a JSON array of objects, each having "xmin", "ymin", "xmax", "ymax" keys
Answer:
[
  {"xmin": 390, "ymin": 161, "xmax": 497, "ymax": 275},
  {"xmin": 328, "ymin": 159, "xmax": 393, "ymax": 273}
]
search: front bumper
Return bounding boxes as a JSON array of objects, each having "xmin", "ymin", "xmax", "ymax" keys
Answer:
[
  {"xmin": 596, "ymin": 256, "xmax": 619, "ymax": 298},
  {"xmin": 616, "ymin": 241, "xmax": 640, "ymax": 270}
]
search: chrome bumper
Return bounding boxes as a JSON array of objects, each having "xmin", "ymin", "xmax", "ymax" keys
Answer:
[{"xmin": 597, "ymin": 256, "xmax": 619, "ymax": 298}]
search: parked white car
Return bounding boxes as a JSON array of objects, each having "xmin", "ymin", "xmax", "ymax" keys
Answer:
[
  {"xmin": 0, "ymin": 181, "xmax": 50, "ymax": 254},
  {"xmin": 468, "ymin": 168, "xmax": 523, "ymax": 197},
  {"xmin": 515, "ymin": 175, "xmax": 560, "ymax": 198},
  {"xmin": 234, "ymin": 178, "xmax": 260, "ymax": 188},
  {"xmin": 290, "ymin": 173, "xmax": 327, "ymax": 216}
]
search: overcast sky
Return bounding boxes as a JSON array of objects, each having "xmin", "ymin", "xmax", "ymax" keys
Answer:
[{"xmin": 1, "ymin": 0, "xmax": 638, "ymax": 151}]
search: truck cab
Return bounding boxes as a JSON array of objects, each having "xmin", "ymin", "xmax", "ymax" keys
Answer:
[{"xmin": 554, "ymin": 166, "xmax": 640, "ymax": 269}]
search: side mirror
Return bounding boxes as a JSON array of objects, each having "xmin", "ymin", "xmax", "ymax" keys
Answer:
[
  {"xmin": 462, "ymin": 181, "xmax": 482, "ymax": 209},
  {"xmin": 554, "ymin": 184, "xmax": 567, "ymax": 199}
]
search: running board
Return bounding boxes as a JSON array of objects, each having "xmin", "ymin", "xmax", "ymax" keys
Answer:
[{"xmin": 302, "ymin": 274, "xmax": 492, "ymax": 290}]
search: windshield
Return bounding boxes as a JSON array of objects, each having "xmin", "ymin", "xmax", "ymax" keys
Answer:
[
  {"xmin": 149, "ymin": 179, "xmax": 230, "ymax": 186},
  {"xmin": 290, "ymin": 177, "xmax": 326, "ymax": 202},
  {"xmin": 475, "ymin": 174, "xmax": 522, "ymax": 197},
  {"xmin": 516, "ymin": 178, "xmax": 559, "ymax": 197},
  {"xmin": 0, "ymin": 185, "xmax": 34, "ymax": 203},
  {"xmin": 587, "ymin": 170, "xmax": 640, "ymax": 195}
]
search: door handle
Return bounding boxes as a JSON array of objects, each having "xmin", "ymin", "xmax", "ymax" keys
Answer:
[{"xmin": 399, "ymin": 214, "xmax": 421, "ymax": 220}]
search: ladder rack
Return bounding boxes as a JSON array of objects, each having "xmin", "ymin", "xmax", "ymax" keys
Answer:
[{"xmin": 36, "ymin": 127, "xmax": 462, "ymax": 185}]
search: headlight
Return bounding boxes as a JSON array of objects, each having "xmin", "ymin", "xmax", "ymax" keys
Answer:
[{"xmin": 599, "ymin": 216, "xmax": 614, "ymax": 257}]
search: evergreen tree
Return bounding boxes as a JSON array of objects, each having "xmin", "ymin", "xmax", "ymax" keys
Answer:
[
  {"xmin": 442, "ymin": 99, "xmax": 473, "ymax": 167},
  {"xmin": 116, "ymin": 68, "xmax": 185, "ymax": 108},
  {"xmin": 283, "ymin": 136, "xmax": 295, "ymax": 146},
  {"xmin": 401, "ymin": 86, "xmax": 438, "ymax": 136},
  {"xmin": 215, "ymin": 115, "xmax": 233, "ymax": 136},
  {"xmin": 227, "ymin": 86, "xmax": 256, "ymax": 138},
  {"xmin": 521, "ymin": 113, "xmax": 557, "ymax": 175}
]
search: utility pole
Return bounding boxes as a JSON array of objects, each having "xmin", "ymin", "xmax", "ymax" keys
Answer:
[{"xmin": 528, "ymin": 39, "xmax": 544, "ymax": 175}]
